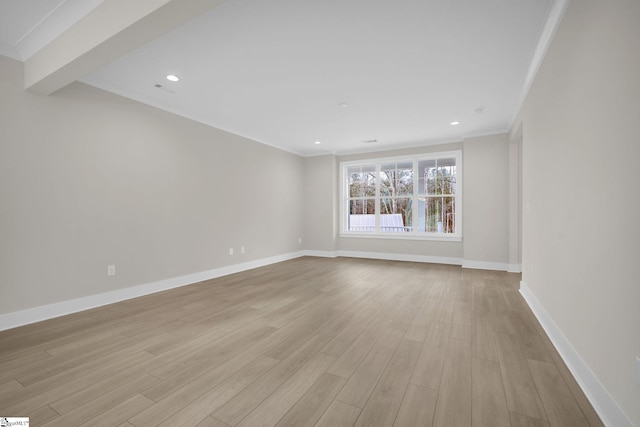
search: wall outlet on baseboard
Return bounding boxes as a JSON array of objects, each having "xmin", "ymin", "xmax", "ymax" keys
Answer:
[
  {"xmin": 229, "ymin": 248, "xmax": 234, "ymax": 255},
  {"xmin": 298, "ymin": 238, "xmax": 302, "ymax": 245},
  {"xmin": 635, "ymin": 356, "xmax": 640, "ymax": 385},
  {"xmin": 107, "ymin": 265, "xmax": 116, "ymax": 276},
  {"xmin": 241, "ymin": 246, "xmax": 245, "ymax": 254}
]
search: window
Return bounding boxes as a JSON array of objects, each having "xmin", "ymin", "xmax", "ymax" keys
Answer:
[{"xmin": 341, "ymin": 151, "xmax": 462, "ymax": 240}]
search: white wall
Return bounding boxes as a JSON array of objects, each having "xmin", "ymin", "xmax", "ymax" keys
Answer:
[
  {"xmin": 0, "ymin": 55, "xmax": 305, "ymax": 317},
  {"xmin": 463, "ymin": 134, "xmax": 510, "ymax": 268},
  {"xmin": 303, "ymin": 155, "xmax": 338, "ymax": 253},
  {"xmin": 517, "ymin": 0, "xmax": 640, "ymax": 424}
]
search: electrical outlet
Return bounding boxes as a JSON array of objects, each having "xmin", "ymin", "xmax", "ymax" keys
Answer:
[
  {"xmin": 107, "ymin": 265, "xmax": 116, "ymax": 276},
  {"xmin": 229, "ymin": 248, "xmax": 234, "ymax": 255},
  {"xmin": 635, "ymin": 356, "xmax": 640, "ymax": 385},
  {"xmin": 298, "ymin": 238, "xmax": 302, "ymax": 245},
  {"xmin": 241, "ymin": 246, "xmax": 245, "ymax": 254}
]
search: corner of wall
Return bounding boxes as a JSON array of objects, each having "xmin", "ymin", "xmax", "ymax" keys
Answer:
[{"xmin": 519, "ymin": 281, "xmax": 634, "ymax": 427}]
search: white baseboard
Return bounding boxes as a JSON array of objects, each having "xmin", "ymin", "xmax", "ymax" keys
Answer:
[
  {"xmin": 462, "ymin": 260, "xmax": 510, "ymax": 271},
  {"xmin": 507, "ymin": 263, "xmax": 522, "ymax": 273},
  {"xmin": 461, "ymin": 260, "xmax": 522, "ymax": 273},
  {"xmin": 519, "ymin": 281, "xmax": 633, "ymax": 427},
  {"xmin": 303, "ymin": 250, "xmax": 338, "ymax": 258},
  {"xmin": 0, "ymin": 251, "xmax": 305, "ymax": 331},
  {"xmin": 313, "ymin": 250, "xmax": 518, "ymax": 273},
  {"xmin": 336, "ymin": 250, "xmax": 462, "ymax": 266}
]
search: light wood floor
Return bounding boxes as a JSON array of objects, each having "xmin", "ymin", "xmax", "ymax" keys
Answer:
[{"xmin": 0, "ymin": 257, "xmax": 602, "ymax": 426}]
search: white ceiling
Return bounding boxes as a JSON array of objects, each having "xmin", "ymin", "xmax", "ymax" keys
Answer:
[
  {"xmin": 1, "ymin": 0, "xmax": 557, "ymax": 156},
  {"xmin": 0, "ymin": 0, "xmax": 105, "ymax": 60}
]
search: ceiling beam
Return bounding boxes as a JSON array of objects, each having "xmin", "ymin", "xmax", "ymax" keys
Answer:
[{"xmin": 24, "ymin": 0, "xmax": 226, "ymax": 95}]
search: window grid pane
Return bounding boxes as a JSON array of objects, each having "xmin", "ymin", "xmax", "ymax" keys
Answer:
[
  {"xmin": 380, "ymin": 162, "xmax": 413, "ymax": 197},
  {"xmin": 380, "ymin": 197, "xmax": 412, "ymax": 232},
  {"xmin": 421, "ymin": 158, "xmax": 455, "ymax": 196},
  {"xmin": 424, "ymin": 196, "xmax": 456, "ymax": 233},
  {"xmin": 348, "ymin": 199, "xmax": 376, "ymax": 231},
  {"xmin": 348, "ymin": 165, "xmax": 376, "ymax": 198}
]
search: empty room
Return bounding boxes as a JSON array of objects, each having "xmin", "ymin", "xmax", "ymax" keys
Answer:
[{"xmin": 1, "ymin": 0, "xmax": 638, "ymax": 426}]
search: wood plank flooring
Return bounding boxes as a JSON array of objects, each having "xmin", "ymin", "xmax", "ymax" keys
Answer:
[{"xmin": 0, "ymin": 257, "xmax": 603, "ymax": 426}]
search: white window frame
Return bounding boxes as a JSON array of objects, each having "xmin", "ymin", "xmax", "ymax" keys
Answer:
[{"xmin": 340, "ymin": 150, "xmax": 462, "ymax": 241}]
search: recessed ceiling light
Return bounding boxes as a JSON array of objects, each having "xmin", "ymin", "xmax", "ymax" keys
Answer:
[
  {"xmin": 166, "ymin": 74, "xmax": 180, "ymax": 82},
  {"xmin": 338, "ymin": 102, "xmax": 349, "ymax": 108},
  {"xmin": 314, "ymin": 141, "xmax": 321, "ymax": 145},
  {"xmin": 450, "ymin": 121, "xmax": 460, "ymax": 126}
]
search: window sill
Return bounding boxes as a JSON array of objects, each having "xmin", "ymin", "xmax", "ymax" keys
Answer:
[{"xmin": 339, "ymin": 232, "xmax": 462, "ymax": 242}]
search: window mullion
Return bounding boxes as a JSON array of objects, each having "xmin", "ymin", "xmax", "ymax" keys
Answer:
[
  {"xmin": 375, "ymin": 163, "xmax": 381, "ymax": 233},
  {"xmin": 343, "ymin": 166, "xmax": 349, "ymax": 233},
  {"xmin": 412, "ymin": 159, "xmax": 418, "ymax": 234}
]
